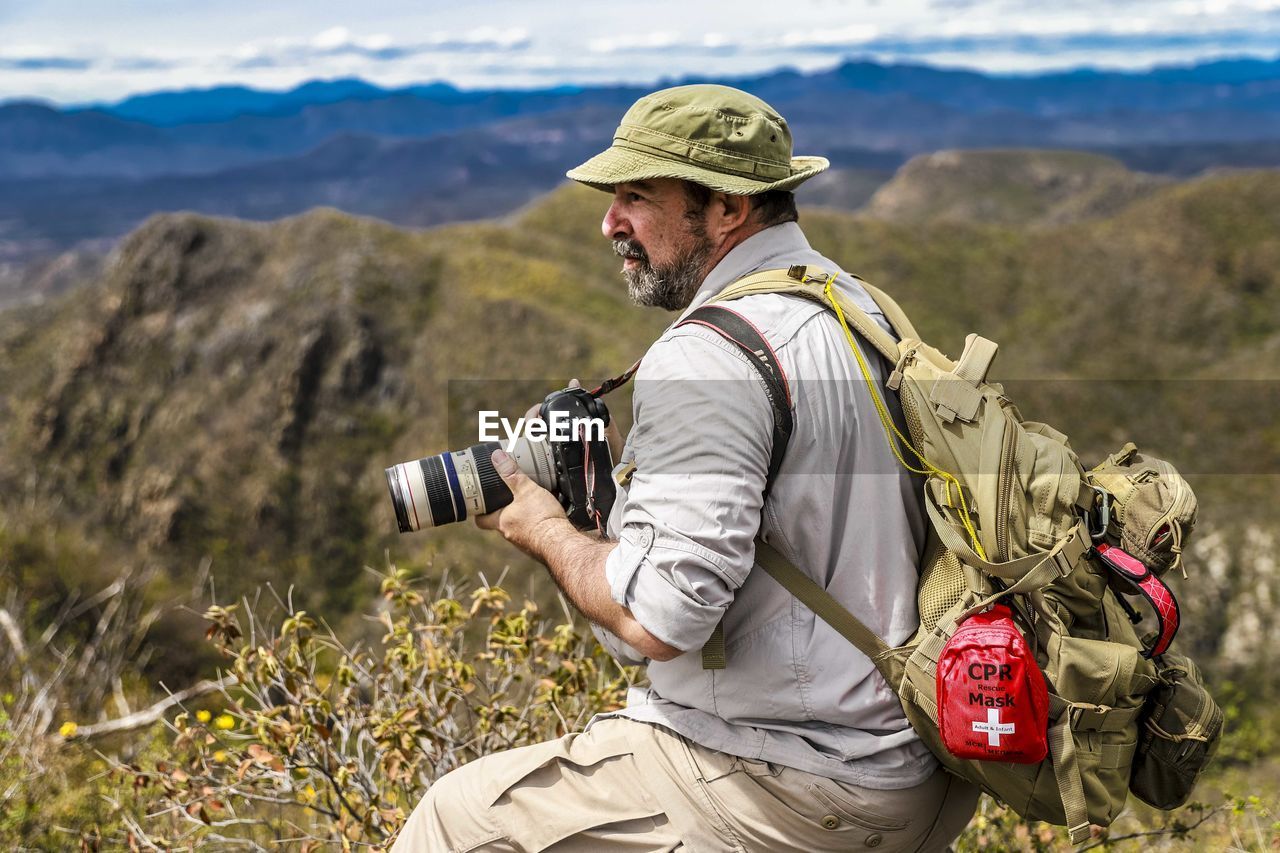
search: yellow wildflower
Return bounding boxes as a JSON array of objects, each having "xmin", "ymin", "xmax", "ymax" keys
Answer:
[
  {"xmin": 196, "ymin": 709, "xmax": 212, "ymax": 724},
  {"xmin": 212, "ymin": 750, "xmax": 227, "ymax": 763},
  {"xmin": 214, "ymin": 714, "xmax": 236, "ymax": 731},
  {"xmin": 59, "ymin": 721, "xmax": 78, "ymax": 738}
]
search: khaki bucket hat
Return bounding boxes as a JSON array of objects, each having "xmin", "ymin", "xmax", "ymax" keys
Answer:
[{"xmin": 567, "ymin": 84, "xmax": 828, "ymax": 195}]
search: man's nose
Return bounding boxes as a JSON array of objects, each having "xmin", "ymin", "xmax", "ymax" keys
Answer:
[{"xmin": 601, "ymin": 200, "xmax": 630, "ymax": 239}]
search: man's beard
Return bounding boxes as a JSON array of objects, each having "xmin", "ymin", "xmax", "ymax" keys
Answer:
[{"xmin": 614, "ymin": 230, "xmax": 714, "ymax": 312}]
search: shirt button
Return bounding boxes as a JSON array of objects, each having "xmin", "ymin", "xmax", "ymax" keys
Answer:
[
  {"xmin": 821, "ymin": 815, "xmax": 840, "ymax": 830},
  {"xmin": 866, "ymin": 834, "xmax": 883, "ymax": 847},
  {"xmin": 639, "ymin": 528, "xmax": 653, "ymax": 547}
]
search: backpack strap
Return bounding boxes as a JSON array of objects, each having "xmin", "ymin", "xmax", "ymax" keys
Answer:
[
  {"xmin": 673, "ymin": 303, "xmax": 793, "ymax": 670},
  {"xmin": 710, "ymin": 265, "xmax": 906, "ymax": 363},
  {"xmin": 674, "ymin": 304, "xmax": 793, "ymax": 495},
  {"xmin": 676, "ymin": 268, "xmax": 912, "ymax": 673},
  {"xmin": 858, "ymin": 279, "xmax": 921, "ymax": 342},
  {"xmin": 753, "ymin": 537, "xmax": 895, "ymax": 683}
]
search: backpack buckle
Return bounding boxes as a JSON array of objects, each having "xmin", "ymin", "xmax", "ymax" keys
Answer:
[{"xmin": 1051, "ymin": 526, "xmax": 1090, "ymax": 578}]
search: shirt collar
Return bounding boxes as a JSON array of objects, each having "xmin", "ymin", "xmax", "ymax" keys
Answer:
[{"xmin": 677, "ymin": 222, "xmax": 813, "ymax": 322}]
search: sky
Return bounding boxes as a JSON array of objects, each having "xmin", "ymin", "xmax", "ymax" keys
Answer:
[{"xmin": 2, "ymin": 0, "xmax": 1280, "ymax": 105}]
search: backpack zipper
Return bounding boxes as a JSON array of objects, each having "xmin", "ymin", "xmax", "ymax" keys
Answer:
[{"xmin": 995, "ymin": 416, "xmax": 1016, "ymax": 562}]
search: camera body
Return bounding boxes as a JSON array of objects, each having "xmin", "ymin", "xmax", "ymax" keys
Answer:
[
  {"xmin": 538, "ymin": 386, "xmax": 616, "ymax": 530},
  {"xmin": 385, "ymin": 386, "xmax": 617, "ymax": 532}
]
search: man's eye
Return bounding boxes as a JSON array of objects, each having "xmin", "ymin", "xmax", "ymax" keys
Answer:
[{"xmin": 627, "ymin": 192, "xmax": 643, "ymax": 202}]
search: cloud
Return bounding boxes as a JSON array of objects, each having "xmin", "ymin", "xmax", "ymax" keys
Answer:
[
  {"xmin": 0, "ymin": 49, "xmax": 180, "ymax": 73},
  {"xmin": 230, "ymin": 26, "xmax": 531, "ymax": 69},
  {"xmin": 0, "ymin": 56, "xmax": 93, "ymax": 70},
  {"xmin": 586, "ymin": 16, "xmax": 1280, "ymax": 61},
  {"xmin": 107, "ymin": 56, "xmax": 180, "ymax": 72},
  {"xmin": 840, "ymin": 29, "xmax": 1280, "ymax": 57},
  {"xmin": 588, "ymin": 32, "xmax": 745, "ymax": 55}
]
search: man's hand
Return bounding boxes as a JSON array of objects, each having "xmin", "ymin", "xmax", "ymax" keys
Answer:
[
  {"xmin": 475, "ymin": 445, "xmax": 682, "ymax": 664},
  {"xmin": 475, "ymin": 449, "xmax": 570, "ymax": 559}
]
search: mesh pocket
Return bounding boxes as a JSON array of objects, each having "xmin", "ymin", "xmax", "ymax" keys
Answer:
[
  {"xmin": 898, "ymin": 384, "xmax": 928, "ymax": 450},
  {"xmin": 918, "ymin": 537, "xmax": 966, "ymax": 632}
]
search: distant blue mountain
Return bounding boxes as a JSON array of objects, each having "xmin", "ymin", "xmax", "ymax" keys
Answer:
[
  {"xmin": 97, "ymin": 77, "xmax": 405, "ymax": 125},
  {"xmin": 4, "ymin": 53, "xmax": 1280, "ymax": 267},
  {"xmin": 85, "ymin": 55, "xmax": 1280, "ymax": 128}
]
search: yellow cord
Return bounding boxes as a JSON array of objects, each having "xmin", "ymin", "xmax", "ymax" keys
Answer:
[{"xmin": 821, "ymin": 275, "xmax": 989, "ymax": 561}]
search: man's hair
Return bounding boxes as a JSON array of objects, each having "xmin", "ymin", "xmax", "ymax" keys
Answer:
[{"xmin": 682, "ymin": 181, "xmax": 798, "ymax": 228}]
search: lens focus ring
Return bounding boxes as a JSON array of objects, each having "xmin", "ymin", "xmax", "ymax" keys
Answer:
[
  {"xmin": 420, "ymin": 455, "xmax": 457, "ymax": 527},
  {"xmin": 473, "ymin": 442, "xmax": 506, "ymax": 512}
]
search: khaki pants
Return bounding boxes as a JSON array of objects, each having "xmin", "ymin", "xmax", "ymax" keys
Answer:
[{"xmin": 391, "ymin": 718, "xmax": 978, "ymax": 852}]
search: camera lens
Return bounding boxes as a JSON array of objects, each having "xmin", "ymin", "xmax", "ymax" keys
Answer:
[{"xmin": 385, "ymin": 439, "xmax": 557, "ymax": 532}]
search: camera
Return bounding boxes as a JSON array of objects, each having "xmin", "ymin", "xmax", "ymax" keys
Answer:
[{"xmin": 385, "ymin": 387, "xmax": 617, "ymax": 532}]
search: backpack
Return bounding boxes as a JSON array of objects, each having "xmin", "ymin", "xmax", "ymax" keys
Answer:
[{"xmin": 679, "ymin": 264, "xmax": 1218, "ymax": 844}]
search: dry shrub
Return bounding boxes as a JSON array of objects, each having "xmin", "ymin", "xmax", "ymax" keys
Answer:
[{"xmin": 105, "ymin": 565, "xmax": 636, "ymax": 850}]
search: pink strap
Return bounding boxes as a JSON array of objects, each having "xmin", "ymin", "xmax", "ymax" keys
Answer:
[{"xmin": 1096, "ymin": 543, "xmax": 1180, "ymax": 658}]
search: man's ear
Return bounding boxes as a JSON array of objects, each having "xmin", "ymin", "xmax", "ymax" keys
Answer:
[{"xmin": 710, "ymin": 191, "xmax": 752, "ymax": 237}]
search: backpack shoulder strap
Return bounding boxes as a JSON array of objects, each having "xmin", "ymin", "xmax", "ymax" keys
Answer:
[
  {"xmin": 673, "ymin": 303, "xmax": 795, "ymax": 671},
  {"xmin": 674, "ymin": 278, "xmax": 901, "ymax": 676},
  {"xmin": 859, "ymin": 279, "xmax": 921, "ymax": 342},
  {"xmin": 754, "ymin": 537, "xmax": 894, "ymax": 682},
  {"xmin": 710, "ymin": 265, "xmax": 909, "ymax": 363},
  {"xmin": 674, "ymin": 303, "xmax": 792, "ymax": 497}
]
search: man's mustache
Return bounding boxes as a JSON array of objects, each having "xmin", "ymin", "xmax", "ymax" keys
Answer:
[{"xmin": 613, "ymin": 239, "xmax": 648, "ymax": 262}]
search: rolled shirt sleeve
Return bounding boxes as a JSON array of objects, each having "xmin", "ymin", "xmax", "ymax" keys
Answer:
[
  {"xmin": 604, "ymin": 325, "xmax": 777, "ymax": 652},
  {"xmin": 589, "ymin": 622, "xmax": 650, "ymax": 666}
]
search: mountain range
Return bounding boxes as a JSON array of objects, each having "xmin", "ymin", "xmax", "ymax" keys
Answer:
[{"xmin": 4, "ymin": 55, "xmax": 1280, "ymax": 294}]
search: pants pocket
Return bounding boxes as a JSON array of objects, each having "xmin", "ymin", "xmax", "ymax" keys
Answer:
[
  {"xmin": 481, "ymin": 722, "xmax": 667, "ymax": 852},
  {"xmin": 806, "ymin": 778, "xmax": 912, "ymax": 833}
]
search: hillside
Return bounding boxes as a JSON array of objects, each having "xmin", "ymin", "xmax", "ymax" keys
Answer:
[
  {"xmin": 1, "ymin": 168, "xmax": 1278, "ymax": 671},
  {"xmin": 0, "ymin": 192, "xmax": 664, "ymax": 626},
  {"xmin": 861, "ymin": 150, "xmax": 1170, "ymax": 226},
  {"xmin": 2, "ymin": 168, "xmax": 1278, "ymax": 849}
]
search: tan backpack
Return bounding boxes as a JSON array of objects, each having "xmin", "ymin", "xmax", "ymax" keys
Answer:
[{"xmin": 693, "ymin": 265, "xmax": 1216, "ymax": 844}]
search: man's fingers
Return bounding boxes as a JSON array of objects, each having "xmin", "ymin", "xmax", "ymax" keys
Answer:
[
  {"xmin": 490, "ymin": 449, "xmax": 528, "ymax": 489},
  {"xmin": 568, "ymin": 378, "xmax": 582, "ymax": 389},
  {"xmin": 474, "ymin": 510, "xmax": 501, "ymax": 530},
  {"xmin": 523, "ymin": 402, "xmax": 541, "ymax": 421}
]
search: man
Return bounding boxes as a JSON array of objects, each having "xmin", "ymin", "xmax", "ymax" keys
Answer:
[{"xmin": 393, "ymin": 84, "xmax": 978, "ymax": 852}]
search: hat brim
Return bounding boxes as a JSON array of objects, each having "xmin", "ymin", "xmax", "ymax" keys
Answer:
[{"xmin": 566, "ymin": 146, "xmax": 828, "ymax": 195}]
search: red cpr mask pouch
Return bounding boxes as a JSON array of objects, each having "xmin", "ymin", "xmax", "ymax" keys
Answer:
[{"xmin": 937, "ymin": 603, "xmax": 1049, "ymax": 763}]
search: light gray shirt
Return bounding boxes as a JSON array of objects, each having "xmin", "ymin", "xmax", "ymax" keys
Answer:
[{"xmin": 592, "ymin": 221, "xmax": 935, "ymax": 789}]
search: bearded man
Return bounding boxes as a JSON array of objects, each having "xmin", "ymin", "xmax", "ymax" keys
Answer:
[{"xmin": 392, "ymin": 84, "xmax": 979, "ymax": 852}]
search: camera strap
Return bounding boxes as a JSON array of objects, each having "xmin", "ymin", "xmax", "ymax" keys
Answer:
[{"xmin": 590, "ymin": 359, "xmax": 642, "ymax": 398}]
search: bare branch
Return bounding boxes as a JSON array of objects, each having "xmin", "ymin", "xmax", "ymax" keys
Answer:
[
  {"xmin": 67, "ymin": 676, "xmax": 235, "ymax": 740},
  {"xmin": 67, "ymin": 575, "xmax": 127, "ymax": 621},
  {"xmin": 112, "ymin": 675, "xmax": 131, "ymax": 717},
  {"xmin": 0, "ymin": 606, "xmax": 26, "ymax": 661},
  {"xmin": 1077, "ymin": 803, "xmax": 1231, "ymax": 851}
]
